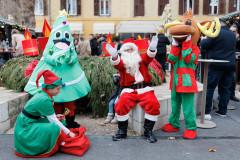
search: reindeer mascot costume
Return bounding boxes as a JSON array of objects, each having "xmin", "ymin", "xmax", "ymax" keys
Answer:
[{"xmin": 162, "ymin": 9, "xmax": 220, "ymax": 139}]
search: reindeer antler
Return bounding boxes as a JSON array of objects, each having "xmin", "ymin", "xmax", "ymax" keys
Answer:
[{"xmin": 197, "ymin": 17, "xmax": 221, "ymax": 37}]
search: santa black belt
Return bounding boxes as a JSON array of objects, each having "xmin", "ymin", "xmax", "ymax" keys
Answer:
[
  {"xmin": 123, "ymin": 83, "xmax": 151, "ymax": 89},
  {"xmin": 22, "ymin": 109, "xmax": 40, "ymax": 119}
]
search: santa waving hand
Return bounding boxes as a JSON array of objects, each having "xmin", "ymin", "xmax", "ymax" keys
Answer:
[{"xmin": 106, "ymin": 36, "xmax": 160, "ymax": 143}]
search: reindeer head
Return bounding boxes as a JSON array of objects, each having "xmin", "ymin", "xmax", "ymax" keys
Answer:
[{"xmin": 165, "ymin": 8, "xmax": 221, "ymax": 45}]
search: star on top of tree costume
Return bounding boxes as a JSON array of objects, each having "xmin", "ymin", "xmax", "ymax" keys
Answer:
[
  {"xmin": 162, "ymin": 9, "xmax": 221, "ymax": 139},
  {"xmin": 24, "ymin": 10, "xmax": 91, "ymax": 102}
]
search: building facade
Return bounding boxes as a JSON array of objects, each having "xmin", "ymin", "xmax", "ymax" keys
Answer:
[{"xmin": 34, "ymin": 0, "xmax": 240, "ymax": 39}]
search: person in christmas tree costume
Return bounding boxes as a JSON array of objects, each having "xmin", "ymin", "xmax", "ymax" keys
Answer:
[
  {"xmin": 15, "ymin": 70, "xmax": 76, "ymax": 157},
  {"xmin": 24, "ymin": 10, "xmax": 91, "ymax": 128},
  {"xmin": 162, "ymin": 9, "xmax": 221, "ymax": 139},
  {"xmin": 106, "ymin": 36, "xmax": 160, "ymax": 143}
]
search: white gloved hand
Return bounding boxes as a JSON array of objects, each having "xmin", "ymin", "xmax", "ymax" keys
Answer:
[
  {"xmin": 149, "ymin": 36, "xmax": 158, "ymax": 51},
  {"xmin": 106, "ymin": 44, "xmax": 117, "ymax": 58},
  {"xmin": 172, "ymin": 37, "xmax": 179, "ymax": 46},
  {"xmin": 185, "ymin": 35, "xmax": 191, "ymax": 41}
]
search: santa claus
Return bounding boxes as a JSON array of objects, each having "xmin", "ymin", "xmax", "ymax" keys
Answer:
[{"xmin": 106, "ymin": 36, "xmax": 160, "ymax": 143}]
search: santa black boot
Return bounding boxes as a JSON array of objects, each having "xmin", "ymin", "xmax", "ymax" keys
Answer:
[
  {"xmin": 65, "ymin": 115, "xmax": 80, "ymax": 128},
  {"xmin": 112, "ymin": 120, "xmax": 128, "ymax": 141},
  {"xmin": 144, "ymin": 119, "xmax": 157, "ymax": 143}
]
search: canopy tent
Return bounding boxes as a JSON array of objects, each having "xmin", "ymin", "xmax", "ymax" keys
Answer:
[
  {"xmin": 116, "ymin": 21, "xmax": 160, "ymax": 35},
  {"xmin": 93, "ymin": 23, "xmax": 115, "ymax": 34}
]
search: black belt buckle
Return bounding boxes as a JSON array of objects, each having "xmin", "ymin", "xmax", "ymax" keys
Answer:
[{"xmin": 137, "ymin": 83, "xmax": 142, "ymax": 89}]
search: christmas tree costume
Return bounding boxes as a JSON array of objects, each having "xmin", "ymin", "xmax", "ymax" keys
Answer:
[
  {"xmin": 24, "ymin": 10, "xmax": 91, "ymax": 127},
  {"xmin": 162, "ymin": 9, "xmax": 221, "ymax": 139}
]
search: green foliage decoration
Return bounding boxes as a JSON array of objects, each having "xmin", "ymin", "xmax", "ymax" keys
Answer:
[{"xmin": 0, "ymin": 56, "xmax": 165, "ymax": 117}]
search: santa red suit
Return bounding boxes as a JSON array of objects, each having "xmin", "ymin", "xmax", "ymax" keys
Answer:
[
  {"xmin": 107, "ymin": 37, "xmax": 160, "ymax": 143},
  {"xmin": 111, "ymin": 48, "xmax": 160, "ymax": 121}
]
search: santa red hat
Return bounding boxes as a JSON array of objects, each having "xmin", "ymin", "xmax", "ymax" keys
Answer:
[
  {"xmin": 120, "ymin": 38, "xmax": 138, "ymax": 52},
  {"xmin": 36, "ymin": 70, "xmax": 62, "ymax": 89}
]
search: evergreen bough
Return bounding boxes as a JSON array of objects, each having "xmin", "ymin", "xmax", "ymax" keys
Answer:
[{"xmin": 0, "ymin": 56, "xmax": 165, "ymax": 117}]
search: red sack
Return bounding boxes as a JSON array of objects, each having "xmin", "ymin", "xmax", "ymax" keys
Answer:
[
  {"xmin": 60, "ymin": 127, "xmax": 90, "ymax": 157},
  {"xmin": 25, "ymin": 60, "xmax": 39, "ymax": 78}
]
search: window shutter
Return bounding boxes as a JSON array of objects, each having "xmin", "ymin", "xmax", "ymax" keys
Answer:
[
  {"xmin": 219, "ymin": 0, "xmax": 226, "ymax": 15},
  {"xmin": 139, "ymin": 0, "xmax": 144, "ymax": 16},
  {"xmin": 61, "ymin": 0, "xmax": 66, "ymax": 10},
  {"xmin": 77, "ymin": 0, "xmax": 81, "ymax": 15},
  {"xmin": 194, "ymin": 0, "xmax": 199, "ymax": 15},
  {"xmin": 203, "ymin": 0, "xmax": 209, "ymax": 15},
  {"xmin": 134, "ymin": 0, "xmax": 139, "ymax": 16},
  {"xmin": 43, "ymin": 0, "xmax": 48, "ymax": 15},
  {"xmin": 158, "ymin": 0, "xmax": 169, "ymax": 16},
  {"xmin": 229, "ymin": 0, "xmax": 235, "ymax": 13},
  {"xmin": 94, "ymin": 0, "xmax": 99, "ymax": 16},
  {"xmin": 179, "ymin": 0, "xmax": 183, "ymax": 15}
]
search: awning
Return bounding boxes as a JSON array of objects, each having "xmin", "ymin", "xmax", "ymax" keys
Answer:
[
  {"xmin": 93, "ymin": 23, "xmax": 115, "ymax": 34},
  {"xmin": 0, "ymin": 16, "xmax": 17, "ymax": 25},
  {"xmin": 116, "ymin": 21, "xmax": 160, "ymax": 34},
  {"xmin": 69, "ymin": 22, "xmax": 83, "ymax": 34},
  {"xmin": 35, "ymin": 28, "xmax": 42, "ymax": 33}
]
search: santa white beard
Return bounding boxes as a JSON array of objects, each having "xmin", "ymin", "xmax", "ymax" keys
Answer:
[{"xmin": 121, "ymin": 50, "xmax": 142, "ymax": 76}]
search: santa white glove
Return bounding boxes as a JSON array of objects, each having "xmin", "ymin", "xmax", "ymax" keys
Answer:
[
  {"xmin": 172, "ymin": 37, "xmax": 179, "ymax": 46},
  {"xmin": 185, "ymin": 35, "xmax": 191, "ymax": 41},
  {"xmin": 106, "ymin": 44, "xmax": 117, "ymax": 58},
  {"xmin": 149, "ymin": 36, "xmax": 158, "ymax": 51}
]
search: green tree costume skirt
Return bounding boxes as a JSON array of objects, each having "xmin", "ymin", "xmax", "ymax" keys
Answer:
[{"xmin": 24, "ymin": 58, "xmax": 91, "ymax": 102}]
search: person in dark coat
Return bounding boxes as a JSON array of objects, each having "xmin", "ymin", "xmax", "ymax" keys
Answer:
[
  {"xmin": 155, "ymin": 28, "xmax": 170, "ymax": 73},
  {"xmin": 97, "ymin": 35, "xmax": 107, "ymax": 56},
  {"xmin": 89, "ymin": 34, "xmax": 99, "ymax": 56},
  {"xmin": 200, "ymin": 20, "xmax": 236, "ymax": 120}
]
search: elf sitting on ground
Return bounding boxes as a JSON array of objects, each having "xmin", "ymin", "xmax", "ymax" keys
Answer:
[
  {"xmin": 14, "ymin": 70, "xmax": 89, "ymax": 157},
  {"xmin": 106, "ymin": 36, "xmax": 160, "ymax": 143}
]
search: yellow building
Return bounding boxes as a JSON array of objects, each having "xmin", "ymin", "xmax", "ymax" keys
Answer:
[{"xmin": 34, "ymin": 0, "xmax": 240, "ymax": 40}]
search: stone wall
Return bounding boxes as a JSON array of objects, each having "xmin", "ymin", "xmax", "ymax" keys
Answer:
[
  {"xmin": 0, "ymin": 88, "xmax": 29, "ymax": 134},
  {"xmin": 128, "ymin": 81, "xmax": 203, "ymax": 135}
]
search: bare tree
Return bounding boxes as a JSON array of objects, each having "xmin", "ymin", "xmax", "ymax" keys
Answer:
[
  {"xmin": 0, "ymin": 0, "xmax": 35, "ymax": 29},
  {"xmin": 20, "ymin": 0, "xmax": 36, "ymax": 29}
]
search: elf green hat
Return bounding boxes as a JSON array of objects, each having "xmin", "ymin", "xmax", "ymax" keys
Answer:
[{"xmin": 36, "ymin": 70, "xmax": 62, "ymax": 89}]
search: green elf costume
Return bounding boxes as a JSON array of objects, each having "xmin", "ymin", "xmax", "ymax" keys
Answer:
[
  {"xmin": 162, "ymin": 9, "xmax": 201, "ymax": 139},
  {"xmin": 24, "ymin": 10, "xmax": 91, "ymax": 128},
  {"xmin": 15, "ymin": 70, "xmax": 69, "ymax": 157},
  {"xmin": 161, "ymin": 8, "xmax": 221, "ymax": 139},
  {"xmin": 162, "ymin": 36, "xmax": 199, "ymax": 139}
]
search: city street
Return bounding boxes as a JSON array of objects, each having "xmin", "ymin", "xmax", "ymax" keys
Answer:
[{"xmin": 1, "ymin": 92, "xmax": 240, "ymax": 160}]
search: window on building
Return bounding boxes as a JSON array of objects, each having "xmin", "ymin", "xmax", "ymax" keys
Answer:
[
  {"xmin": 35, "ymin": 0, "xmax": 44, "ymax": 16},
  {"xmin": 209, "ymin": 0, "xmax": 219, "ymax": 15},
  {"xmin": 158, "ymin": 0, "xmax": 169, "ymax": 16},
  {"xmin": 184, "ymin": 0, "xmax": 194, "ymax": 13},
  {"xmin": 66, "ymin": 0, "xmax": 77, "ymax": 15},
  {"xmin": 134, "ymin": 0, "xmax": 144, "ymax": 16},
  {"xmin": 100, "ymin": 0, "xmax": 110, "ymax": 15},
  {"xmin": 234, "ymin": 0, "xmax": 240, "ymax": 10}
]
